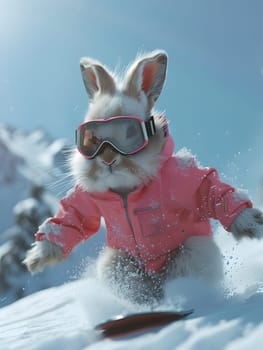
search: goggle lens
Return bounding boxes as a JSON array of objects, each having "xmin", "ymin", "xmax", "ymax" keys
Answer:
[{"xmin": 76, "ymin": 116, "xmax": 155, "ymax": 159}]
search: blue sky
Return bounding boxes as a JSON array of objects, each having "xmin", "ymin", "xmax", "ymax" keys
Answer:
[{"xmin": 0, "ymin": 0, "xmax": 263, "ymax": 198}]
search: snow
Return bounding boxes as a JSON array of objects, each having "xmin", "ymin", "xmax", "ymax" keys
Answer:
[
  {"xmin": 233, "ymin": 189, "xmax": 250, "ymax": 203},
  {"xmin": 1, "ymin": 225, "xmax": 263, "ymax": 350},
  {"xmin": 0, "ymin": 125, "xmax": 68, "ymax": 232},
  {"xmin": 0, "ymin": 124, "xmax": 94, "ymax": 306},
  {"xmin": 175, "ymin": 147, "xmax": 199, "ymax": 168},
  {"xmin": 38, "ymin": 220, "xmax": 63, "ymax": 238},
  {"xmin": 1, "ymin": 124, "xmax": 263, "ymax": 349}
]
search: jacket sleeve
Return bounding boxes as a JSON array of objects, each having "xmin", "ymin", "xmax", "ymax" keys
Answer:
[
  {"xmin": 196, "ymin": 168, "xmax": 253, "ymax": 231},
  {"xmin": 35, "ymin": 186, "xmax": 101, "ymax": 258}
]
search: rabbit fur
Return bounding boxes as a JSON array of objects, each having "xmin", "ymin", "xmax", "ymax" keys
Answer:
[{"xmin": 24, "ymin": 50, "xmax": 263, "ymax": 304}]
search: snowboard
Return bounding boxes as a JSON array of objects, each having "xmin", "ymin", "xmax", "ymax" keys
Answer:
[{"xmin": 95, "ymin": 309, "xmax": 193, "ymax": 338}]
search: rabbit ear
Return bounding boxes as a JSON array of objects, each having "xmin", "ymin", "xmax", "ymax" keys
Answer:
[
  {"xmin": 80, "ymin": 58, "xmax": 116, "ymax": 100},
  {"xmin": 124, "ymin": 50, "xmax": 167, "ymax": 104}
]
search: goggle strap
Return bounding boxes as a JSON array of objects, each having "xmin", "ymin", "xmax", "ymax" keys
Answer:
[{"xmin": 145, "ymin": 116, "xmax": 156, "ymax": 137}]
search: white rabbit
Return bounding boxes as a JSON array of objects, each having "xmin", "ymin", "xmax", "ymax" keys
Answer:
[{"xmin": 24, "ymin": 50, "xmax": 263, "ymax": 304}]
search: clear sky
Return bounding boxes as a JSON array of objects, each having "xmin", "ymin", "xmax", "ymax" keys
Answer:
[{"xmin": 0, "ymin": 0, "xmax": 262, "ymax": 199}]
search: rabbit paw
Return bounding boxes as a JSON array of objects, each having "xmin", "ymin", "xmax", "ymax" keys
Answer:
[
  {"xmin": 230, "ymin": 207, "xmax": 263, "ymax": 240},
  {"xmin": 23, "ymin": 240, "xmax": 64, "ymax": 274}
]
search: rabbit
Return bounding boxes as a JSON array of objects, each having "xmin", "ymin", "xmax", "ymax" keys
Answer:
[{"xmin": 24, "ymin": 50, "xmax": 263, "ymax": 305}]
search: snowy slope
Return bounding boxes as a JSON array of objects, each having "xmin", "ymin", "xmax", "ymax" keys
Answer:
[{"xmin": 0, "ymin": 225, "xmax": 263, "ymax": 350}]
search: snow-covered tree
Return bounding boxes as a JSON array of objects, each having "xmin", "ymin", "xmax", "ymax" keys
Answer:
[
  {"xmin": 0, "ymin": 125, "xmax": 70, "ymax": 306},
  {"xmin": 0, "ymin": 184, "xmax": 55, "ymax": 303}
]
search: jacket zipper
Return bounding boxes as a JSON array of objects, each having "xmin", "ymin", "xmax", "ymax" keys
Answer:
[{"xmin": 121, "ymin": 194, "xmax": 142, "ymax": 264}]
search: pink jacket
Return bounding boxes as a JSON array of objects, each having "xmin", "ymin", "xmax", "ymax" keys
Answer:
[{"xmin": 36, "ymin": 136, "xmax": 252, "ymax": 273}]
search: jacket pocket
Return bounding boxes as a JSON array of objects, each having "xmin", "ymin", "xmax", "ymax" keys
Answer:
[{"xmin": 134, "ymin": 206, "xmax": 163, "ymax": 237}]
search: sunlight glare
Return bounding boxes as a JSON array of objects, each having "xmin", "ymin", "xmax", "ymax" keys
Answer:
[{"xmin": 0, "ymin": 1, "xmax": 27, "ymax": 44}]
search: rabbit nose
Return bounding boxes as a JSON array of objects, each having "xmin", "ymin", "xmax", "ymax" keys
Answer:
[{"xmin": 100, "ymin": 146, "xmax": 117, "ymax": 166}]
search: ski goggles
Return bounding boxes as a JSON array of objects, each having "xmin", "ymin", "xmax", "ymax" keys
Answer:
[{"xmin": 76, "ymin": 116, "xmax": 156, "ymax": 159}]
